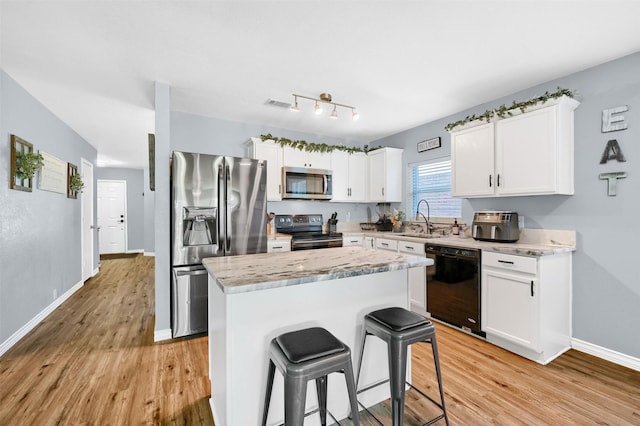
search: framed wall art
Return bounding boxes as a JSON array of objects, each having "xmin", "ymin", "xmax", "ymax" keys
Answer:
[{"xmin": 417, "ymin": 137, "xmax": 441, "ymax": 153}]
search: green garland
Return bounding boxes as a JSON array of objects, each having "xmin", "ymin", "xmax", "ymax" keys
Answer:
[
  {"xmin": 444, "ymin": 87, "xmax": 577, "ymax": 132},
  {"xmin": 260, "ymin": 134, "xmax": 381, "ymax": 154}
]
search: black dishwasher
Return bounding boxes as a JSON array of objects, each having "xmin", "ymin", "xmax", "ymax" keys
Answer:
[{"xmin": 425, "ymin": 244, "xmax": 485, "ymax": 338}]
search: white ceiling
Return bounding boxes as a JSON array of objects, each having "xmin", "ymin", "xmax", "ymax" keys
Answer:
[{"xmin": 2, "ymin": 1, "xmax": 640, "ymax": 169}]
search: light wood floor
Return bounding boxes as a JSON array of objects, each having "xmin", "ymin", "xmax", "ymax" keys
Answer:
[{"xmin": 1, "ymin": 254, "xmax": 639, "ymax": 425}]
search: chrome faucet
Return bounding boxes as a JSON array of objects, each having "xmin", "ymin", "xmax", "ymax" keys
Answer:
[{"xmin": 416, "ymin": 199, "xmax": 432, "ymax": 234}]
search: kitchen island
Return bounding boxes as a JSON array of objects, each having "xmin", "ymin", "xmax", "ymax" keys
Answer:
[{"xmin": 203, "ymin": 246, "xmax": 431, "ymax": 426}]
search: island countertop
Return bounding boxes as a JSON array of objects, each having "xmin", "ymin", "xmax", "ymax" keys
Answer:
[{"xmin": 202, "ymin": 246, "xmax": 431, "ymax": 294}]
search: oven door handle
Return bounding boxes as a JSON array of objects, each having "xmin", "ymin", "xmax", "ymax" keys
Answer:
[{"xmin": 293, "ymin": 238, "xmax": 342, "ymax": 246}]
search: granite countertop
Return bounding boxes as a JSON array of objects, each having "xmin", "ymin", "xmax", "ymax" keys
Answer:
[
  {"xmin": 203, "ymin": 246, "xmax": 432, "ymax": 294},
  {"xmin": 343, "ymin": 229, "xmax": 576, "ymax": 257}
]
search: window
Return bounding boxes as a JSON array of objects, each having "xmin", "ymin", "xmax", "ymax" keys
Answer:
[{"xmin": 407, "ymin": 158, "xmax": 461, "ymax": 219}]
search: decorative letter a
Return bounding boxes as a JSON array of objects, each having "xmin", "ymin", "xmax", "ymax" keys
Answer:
[{"xmin": 599, "ymin": 139, "xmax": 626, "ymax": 164}]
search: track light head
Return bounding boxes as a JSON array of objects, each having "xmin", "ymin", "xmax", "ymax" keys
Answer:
[
  {"xmin": 351, "ymin": 109, "xmax": 360, "ymax": 121},
  {"xmin": 314, "ymin": 101, "xmax": 323, "ymax": 115},
  {"xmin": 330, "ymin": 105, "xmax": 338, "ymax": 119}
]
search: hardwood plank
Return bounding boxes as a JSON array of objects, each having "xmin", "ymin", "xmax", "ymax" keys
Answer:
[{"xmin": 1, "ymin": 254, "xmax": 639, "ymax": 425}]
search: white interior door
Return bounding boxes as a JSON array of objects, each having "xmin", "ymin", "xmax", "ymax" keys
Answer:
[
  {"xmin": 81, "ymin": 159, "xmax": 94, "ymax": 280},
  {"xmin": 97, "ymin": 180, "xmax": 127, "ymax": 254}
]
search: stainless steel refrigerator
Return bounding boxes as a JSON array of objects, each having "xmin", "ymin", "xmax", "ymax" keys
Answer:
[{"xmin": 171, "ymin": 152, "xmax": 267, "ymax": 338}]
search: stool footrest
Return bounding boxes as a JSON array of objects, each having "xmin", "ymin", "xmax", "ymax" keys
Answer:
[{"xmin": 356, "ymin": 380, "xmax": 446, "ymax": 426}]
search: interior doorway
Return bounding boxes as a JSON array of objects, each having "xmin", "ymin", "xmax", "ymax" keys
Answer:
[
  {"xmin": 97, "ymin": 180, "xmax": 128, "ymax": 254},
  {"xmin": 81, "ymin": 158, "xmax": 94, "ymax": 281}
]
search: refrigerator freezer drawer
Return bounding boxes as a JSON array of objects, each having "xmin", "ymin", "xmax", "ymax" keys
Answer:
[{"xmin": 171, "ymin": 265, "xmax": 209, "ymax": 338}]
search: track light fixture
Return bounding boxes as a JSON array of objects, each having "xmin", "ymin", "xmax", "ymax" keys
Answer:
[{"xmin": 291, "ymin": 93, "xmax": 359, "ymax": 121}]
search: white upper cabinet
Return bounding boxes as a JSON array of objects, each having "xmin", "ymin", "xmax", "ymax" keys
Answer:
[
  {"xmin": 367, "ymin": 147, "xmax": 403, "ymax": 202},
  {"xmin": 451, "ymin": 123, "xmax": 495, "ymax": 197},
  {"xmin": 282, "ymin": 147, "xmax": 332, "ymax": 170},
  {"xmin": 450, "ymin": 96, "xmax": 579, "ymax": 198},
  {"xmin": 330, "ymin": 151, "xmax": 368, "ymax": 202},
  {"xmin": 249, "ymin": 138, "xmax": 282, "ymax": 201}
]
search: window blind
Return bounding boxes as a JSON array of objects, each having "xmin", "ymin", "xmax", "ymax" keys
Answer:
[{"xmin": 407, "ymin": 158, "xmax": 461, "ymax": 218}]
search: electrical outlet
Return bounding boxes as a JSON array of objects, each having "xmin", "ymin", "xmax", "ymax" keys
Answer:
[
  {"xmin": 518, "ymin": 216, "xmax": 524, "ymax": 229},
  {"xmin": 53, "ymin": 288, "xmax": 58, "ymax": 300}
]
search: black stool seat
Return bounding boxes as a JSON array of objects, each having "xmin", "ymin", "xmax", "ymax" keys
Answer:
[
  {"xmin": 367, "ymin": 307, "xmax": 430, "ymax": 331},
  {"xmin": 355, "ymin": 307, "xmax": 449, "ymax": 426},
  {"xmin": 276, "ymin": 327, "xmax": 345, "ymax": 363},
  {"xmin": 262, "ymin": 327, "xmax": 361, "ymax": 426}
]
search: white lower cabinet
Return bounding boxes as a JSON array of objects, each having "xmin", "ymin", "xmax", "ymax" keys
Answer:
[
  {"xmin": 371, "ymin": 237, "xmax": 427, "ymax": 316},
  {"xmin": 342, "ymin": 235, "xmax": 364, "ymax": 247},
  {"xmin": 481, "ymin": 251, "xmax": 571, "ymax": 364},
  {"xmin": 398, "ymin": 240, "xmax": 427, "ymax": 316},
  {"xmin": 267, "ymin": 239, "xmax": 291, "ymax": 253},
  {"xmin": 362, "ymin": 236, "xmax": 375, "ymax": 249}
]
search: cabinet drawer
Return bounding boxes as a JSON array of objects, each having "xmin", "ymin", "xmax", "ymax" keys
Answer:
[
  {"xmin": 267, "ymin": 240, "xmax": 291, "ymax": 253},
  {"xmin": 376, "ymin": 238, "xmax": 398, "ymax": 251},
  {"xmin": 398, "ymin": 240, "xmax": 426, "ymax": 255},
  {"xmin": 343, "ymin": 236, "xmax": 363, "ymax": 247},
  {"xmin": 482, "ymin": 251, "xmax": 537, "ymax": 274}
]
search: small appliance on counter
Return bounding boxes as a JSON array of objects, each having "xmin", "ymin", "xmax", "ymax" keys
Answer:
[{"xmin": 472, "ymin": 211, "xmax": 520, "ymax": 242}]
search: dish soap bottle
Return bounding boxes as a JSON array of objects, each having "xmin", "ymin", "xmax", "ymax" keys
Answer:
[{"xmin": 452, "ymin": 219, "xmax": 460, "ymax": 236}]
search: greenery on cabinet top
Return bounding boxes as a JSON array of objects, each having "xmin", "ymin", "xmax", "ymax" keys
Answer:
[
  {"xmin": 260, "ymin": 134, "xmax": 382, "ymax": 154},
  {"xmin": 445, "ymin": 87, "xmax": 577, "ymax": 132}
]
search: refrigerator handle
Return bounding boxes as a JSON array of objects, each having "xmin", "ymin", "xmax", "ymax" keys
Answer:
[
  {"xmin": 225, "ymin": 164, "xmax": 232, "ymax": 253},
  {"xmin": 218, "ymin": 164, "xmax": 225, "ymax": 251}
]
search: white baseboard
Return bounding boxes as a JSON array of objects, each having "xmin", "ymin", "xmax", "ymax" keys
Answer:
[
  {"xmin": 92, "ymin": 267, "xmax": 99, "ymax": 277},
  {"xmin": 154, "ymin": 328, "xmax": 172, "ymax": 342},
  {"xmin": 0, "ymin": 280, "xmax": 84, "ymax": 358},
  {"xmin": 126, "ymin": 249, "xmax": 144, "ymax": 254},
  {"xmin": 144, "ymin": 252, "xmax": 156, "ymax": 257},
  {"xmin": 572, "ymin": 338, "xmax": 640, "ymax": 372}
]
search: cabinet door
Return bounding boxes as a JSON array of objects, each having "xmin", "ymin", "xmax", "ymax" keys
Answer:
[
  {"xmin": 282, "ymin": 147, "xmax": 308, "ymax": 168},
  {"xmin": 348, "ymin": 152, "xmax": 368, "ymax": 202},
  {"xmin": 451, "ymin": 123, "xmax": 495, "ymax": 197},
  {"xmin": 368, "ymin": 150, "xmax": 386, "ymax": 201},
  {"xmin": 399, "ymin": 241, "xmax": 427, "ymax": 316},
  {"xmin": 496, "ymin": 106, "xmax": 557, "ymax": 195},
  {"xmin": 363, "ymin": 236, "xmax": 375, "ymax": 249},
  {"xmin": 307, "ymin": 150, "xmax": 331, "ymax": 170},
  {"xmin": 330, "ymin": 151, "xmax": 350, "ymax": 201},
  {"xmin": 251, "ymin": 140, "xmax": 282, "ymax": 201},
  {"xmin": 367, "ymin": 148, "xmax": 403, "ymax": 202},
  {"xmin": 482, "ymin": 268, "xmax": 539, "ymax": 351}
]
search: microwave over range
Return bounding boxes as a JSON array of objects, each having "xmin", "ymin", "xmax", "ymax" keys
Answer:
[{"xmin": 282, "ymin": 166, "xmax": 332, "ymax": 200}]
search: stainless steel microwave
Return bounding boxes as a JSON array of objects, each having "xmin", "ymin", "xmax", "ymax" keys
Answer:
[{"xmin": 282, "ymin": 167, "xmax": 332, "ymax": 200}]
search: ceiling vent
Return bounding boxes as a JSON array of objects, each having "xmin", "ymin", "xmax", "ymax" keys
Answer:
[{"xmin": 265, "ymin": 98, "xmax": 292, "ymax": 109}]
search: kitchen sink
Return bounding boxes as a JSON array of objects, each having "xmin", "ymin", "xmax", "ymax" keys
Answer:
[{"xmin": 398, "ymin": 233, "xmax": 446, "ymax": 239}]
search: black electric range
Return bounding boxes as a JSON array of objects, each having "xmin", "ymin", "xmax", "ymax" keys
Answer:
[{"xmin": 274, "ymin": 214, "xmax": 343, "ymax": 251}]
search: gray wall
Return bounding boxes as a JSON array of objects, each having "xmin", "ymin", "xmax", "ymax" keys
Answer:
[
  {"xmin": 375, "ymin": 51, "xmax": 640, "ymax": 359},
  {"xmin": 0, "ymin": 70, "xmax": 98, "ymax": 344},
  {"xmin": 95, "ymin": 167, "xmax": 145, "ymax": 252},
  {"xmin": 143, "ymin": 166, "xmax": 155, "ymax": 254}
]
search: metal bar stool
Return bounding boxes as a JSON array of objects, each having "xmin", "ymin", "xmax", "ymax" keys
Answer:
[
  {"xmin": 262, "ymin": 327, "xmax": 361, "ymax": 426},
  {"xmin": 355, "ymin": 307, "xmax": 449, "ymax": 426}
]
